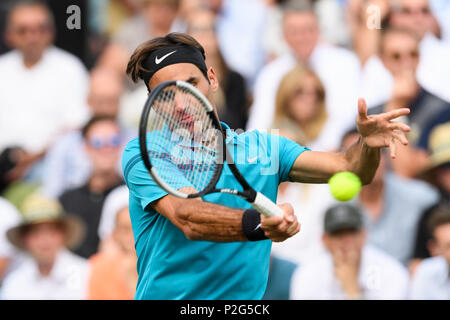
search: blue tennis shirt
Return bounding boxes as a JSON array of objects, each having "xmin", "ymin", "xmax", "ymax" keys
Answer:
[{"xmin": 122, "ymin": 122, "xmax": 309, "ymax": 299}]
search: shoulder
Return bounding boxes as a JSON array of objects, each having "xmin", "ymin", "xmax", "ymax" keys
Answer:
[
  {"xmin": 257, "ymin": 54, "xmax": 295, "ymax": 77},
  {"xmin": 387, "ymin": 173, "xmax": 439, "ymax": 204},
  {"xmin": 315, "ymin": 43, "xmax": 360, "ymax": 65},
  {"xmin": 415, "ymin": 256, "xmax": 447, "ymax": 278},
  {"xmin": 61, "ymin": 250, "xmax": 88, "ymax": 267},
  {"xmin": 0, "ymin": 257, "xmax": 35, "ymax": 292},
  {"xmin": 45, "ymin": 47, "xmax": 87, "ymax": 75},
  {"xmin": 0, "ymin": 197, "xmax": 21, "ymax": 225},
  {"xmin": 0, "ymin": 50, "xmax": 19, "ymax": 67},
  {"xmin": 365, "ymin": 245, "xmax": 408, "ymax": 278},
  {"xmin": 122, "ymin": 138, "xmax": 141, "ymax": 170}
]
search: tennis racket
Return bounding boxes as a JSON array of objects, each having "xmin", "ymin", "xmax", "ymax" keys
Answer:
[{"xmin": 139, "ymin": 80, "xmax": 283, "ymax": 217}]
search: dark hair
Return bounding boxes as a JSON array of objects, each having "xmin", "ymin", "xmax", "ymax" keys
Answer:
[
  {"xmin": 281, "ymin": 0, "xmax": 316, "ymax": 16},
  {"xmin": 81, "ymin": 115, "xmax": 118, "ymax": 139},
  {"xmin": 427, "ymin": 205, "xmax": 450, "ymax": 238},
  {"xmin": 126, "ymin": 33, "xmax": 207, "ymax": 84}
]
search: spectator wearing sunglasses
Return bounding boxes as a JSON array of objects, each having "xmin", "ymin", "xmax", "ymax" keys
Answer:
[
  {"xmin": 360, "ymin": 0, "xmax": 450, "ymax": 106},
  {"xmin": 367, "ymin": 27, "xmax": 450, "ymax": 178},
  {"xmin": 59, "ymin": 116, "xmax": 124, "ymax": 259}
]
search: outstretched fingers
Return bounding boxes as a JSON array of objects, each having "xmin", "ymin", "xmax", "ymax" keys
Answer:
[
  {"xmin": 382, "ymin": 108, "xmax": 410, "ymax": 121},
  {"xmin": 387, "ymin": 121, "xmax": 411, "ymax": 133}
]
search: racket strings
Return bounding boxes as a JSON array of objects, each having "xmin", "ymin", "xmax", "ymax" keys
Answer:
[{"xmin": 146, "ymin": 85, "xmax": 219, "ymax": 194}]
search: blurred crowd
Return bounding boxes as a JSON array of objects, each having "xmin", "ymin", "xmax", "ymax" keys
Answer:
[{"xmin": 0, "ymin": 0, "xmax": 449, "ymax": 300}]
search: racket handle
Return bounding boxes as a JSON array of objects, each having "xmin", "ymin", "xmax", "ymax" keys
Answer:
[{"xmin": 251, "ymin": 192, "xmax": 284, "ymax": 217}]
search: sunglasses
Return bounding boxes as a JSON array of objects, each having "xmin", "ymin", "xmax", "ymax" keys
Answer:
[
  {"xmin": 13, "ymin": 24, "xmax": 52, "ymax": 36},
  {"xmin": 87, "ymin": 134, "xmax": 121, "ymax": 149},
  {"xmin": 400, "ymin": 7, "xmax": 431, "ymax": 15},
  {"xmin": 387, "ymin": 49, "xmax": 419, "ymax": 61},
  {"xmin": 293, "ymin": 87, "xmax": 324, "ymax": 99}
]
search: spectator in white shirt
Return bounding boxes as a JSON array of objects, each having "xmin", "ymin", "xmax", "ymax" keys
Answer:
[
  {"xmin": 41, "ymin": 67, "xmax": 130, "ymax": 199},
  {"xmin": 204, "ymin": 0, "xmax": 268, "ymax": 90},
  {"xmin": 0, "ymin": 0, "xmax": 89, "ymax": 156},
  {"xmin": 290, "ymin": 204, "xmax": 409, "ymax": 300},
  {"xmin": 246, "ymin": 0, "xmax": 361, "ymax": 134},
  {"xmin": 410, "ymin": 205, "xmax": 450, "ymax": 299},
  {"xmin": 0, "ymin": 193, "xmax": 89, "ymax": 300}
]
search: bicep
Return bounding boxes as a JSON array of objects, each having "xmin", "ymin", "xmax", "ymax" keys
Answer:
[{"xmin": 288, "ymin": 150, "xmax": 347, "ymax": 184}]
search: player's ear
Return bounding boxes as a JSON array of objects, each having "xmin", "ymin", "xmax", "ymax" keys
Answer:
[{"xmin": 207, "ymin": 67, "xmax": 219, "ymax": 92}]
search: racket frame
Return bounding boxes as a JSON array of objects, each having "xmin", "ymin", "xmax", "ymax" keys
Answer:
[{"xmin": 139, "ymin": 80, "xmax": 283, "ymax": 217}]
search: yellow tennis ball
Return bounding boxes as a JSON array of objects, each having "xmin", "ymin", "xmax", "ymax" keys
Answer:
[{"xmin": 328, "ymin": 171, "xmax": 362, "ymax": 202}]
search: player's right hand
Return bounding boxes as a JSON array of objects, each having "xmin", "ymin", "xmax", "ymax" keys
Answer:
[{"xmin": 260, "ymin": 203, "xmax": 300, "ymax": 242}]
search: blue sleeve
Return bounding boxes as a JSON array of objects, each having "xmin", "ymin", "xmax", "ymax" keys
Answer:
[
  {"xmin": 122, "ymin": 141, "xmax": 192, "ymax": 211},
  {"xmin": 277, "ymin": 135, "xmax": 310, "ymax": 183}
]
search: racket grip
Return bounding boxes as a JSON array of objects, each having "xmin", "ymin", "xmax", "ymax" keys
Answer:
[{"xmin": 251, "ymin": 192, "xmax": 284, "ymax": 217}]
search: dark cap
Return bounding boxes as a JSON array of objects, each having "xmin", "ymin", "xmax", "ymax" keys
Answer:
[{"xmin": 324, "ymin": 204, "xmax": 363, "ymax": 234}]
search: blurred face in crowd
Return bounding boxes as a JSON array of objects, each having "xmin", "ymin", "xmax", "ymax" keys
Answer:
[
  {"xmin": 23, "ymin": 222, "xmax": 65, "ymax": 268},
  {"xmin": 432, "ymin": 222, "xmax": 450, "ymax": 265},
  {"xmin": 286, "ymin": 72, "xmax": 324, "ymax": 126},
  {"xmin": 84, "ymin": 120, "xmax": 122, "ymax": 174},
  {"xmin": 391, "ymin": 0, "xmax": 435, "ymax": 39},
  {"xmin": 380, "ymin": 31, "xmax": 420, "ymax": 77},
  {"xmin": 112, "ymin": 207, "xmax": 135, "ymax": 254},
  {"xmin": 187, "ymin": 10, "xmax": 219, "ymax": 59},
  {"xmin": 204, "ymin": 0, "xmax": 224, "ymax": 14},
  {"xmin": 322, "ymin": 229, "xmax": 366, "ymax": 259},
  {"xmin": 435, "ymin": 166, "xmax": 450, "ymax": 194},
  {"xmin": 6, "ymin": 4, "xmax": 54, "ymax": 64},
  {"xmin": 142, "ymin": 0, "xmax": 179, "ymax": 34},
  {"xmin": 88, "ymin": 69, "xmax": 124, "ymax": 117},
  {"xmin": 283, "ymin": 11, "xmax": 319, "ymax": 61}
]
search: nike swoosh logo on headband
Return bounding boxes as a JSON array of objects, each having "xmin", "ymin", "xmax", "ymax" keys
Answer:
[{"xmin": 155, "ymin": 50, "xmax": 177, "ymax": 64}]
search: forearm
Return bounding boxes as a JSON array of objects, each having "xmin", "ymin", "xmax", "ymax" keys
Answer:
[
  {"xmin": 344, "ymin": 136, "xmax": 380, "ymax": 185},
  {"xmin": 177, "ymin": 200, "xmax": 247, "ymax": 242},
  {"xmin": 153, "ymin": 196, "xmax": 247, "ymax": 242},
  {"xmin": 289, "ymin": 138, "xmax": 380, "ymax": 185}
]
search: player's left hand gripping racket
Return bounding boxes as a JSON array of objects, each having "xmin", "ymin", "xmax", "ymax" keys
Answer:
[{"xmin": 139, "ymin": 80, "xmax": 283, "ymax": 217}]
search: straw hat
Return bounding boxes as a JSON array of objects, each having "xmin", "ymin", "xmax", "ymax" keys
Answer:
[
  {"xmin": 427, "ymin": 122, "xmax": 450, "ymax": 171},
  {"xmin": 6, "ymin": 194, "xmax": 85, "ymax": 250}
]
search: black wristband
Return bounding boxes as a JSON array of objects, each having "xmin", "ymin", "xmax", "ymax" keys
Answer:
[{"xmin": 242, "ymin": 209, "xmax": 268, "ymax": 241}]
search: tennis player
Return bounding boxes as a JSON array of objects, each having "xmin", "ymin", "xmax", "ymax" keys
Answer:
[{"xmin": 122, "ymin": 33, "xmax": 410, "ymax": 300}]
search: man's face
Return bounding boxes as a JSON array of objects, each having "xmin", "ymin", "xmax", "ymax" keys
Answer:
[
  {"xmin": 149, "ymin": 63, "xmax": 219, "ymax": 135},
  {"xmin": 142, "ymin": 1, "xmax": 179, "ymax": 34},
  {"xmin": 6, "ymin": 5, "xmax": 54, "ymax": 60},
  {"xmin": 23, "ymin": 222, "xmax": 65, "ymax": 267},
  {"xmin": 88, "ymin": 71, "xmax": 123, "ymax": 117},
  {"xmin": 84, "ymin": 121, "xmax": 122, "ymax": 174},
  {"xmin": 436, "ymin": 166, "xmax": 450, "ymax": 195},
  {"xmin": 381, "ymin": 32, "xmax": 420, "ymax": 77},
  {"xmin": 433, "ymin": 223, "xmax": 450, "ymax": 265},
  {"xmin": 283, "ymin": 11, "xmax": 319, "ymax": 61},
  {"xmin": 391, "ymin": 0, "xmax": 434, "ymax": 39}
]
